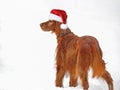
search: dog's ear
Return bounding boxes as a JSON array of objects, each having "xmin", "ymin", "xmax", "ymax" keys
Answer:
[
  {"xmin": 51, "ymin": 21, "xmax": 62, "ymax": 33},
  {"xmin": 48, "ymin": 20, "xmax": 57, "ymax": 32}
]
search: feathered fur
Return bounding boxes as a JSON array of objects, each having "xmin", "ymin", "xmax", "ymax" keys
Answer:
[{"xmin": 40, "ymin": 20, "xmax": 113, "ymax": 90}]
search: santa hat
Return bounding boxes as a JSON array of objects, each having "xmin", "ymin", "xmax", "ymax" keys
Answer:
[{"xmin": 49, "ymin": 9, "xmax": 68, "ymax": 29}]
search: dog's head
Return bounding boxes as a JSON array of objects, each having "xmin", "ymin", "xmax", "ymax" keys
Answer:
[{"xmin": 40, "ymin": 20, "xmax": 61, "ymax": 32}]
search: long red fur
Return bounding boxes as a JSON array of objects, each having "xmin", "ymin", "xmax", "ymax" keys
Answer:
[{"xmin": 40, "ymin": 20, "xmax": 113, "ymax": 90}]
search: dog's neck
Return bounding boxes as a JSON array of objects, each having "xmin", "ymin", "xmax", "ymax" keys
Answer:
[
  {"xmin": 57, "ymin": 29, "xmax": 71, "ymax": 39},
  {"xmin": 53, "ymin": 22, "xmax": 72, "ymax": 39}
]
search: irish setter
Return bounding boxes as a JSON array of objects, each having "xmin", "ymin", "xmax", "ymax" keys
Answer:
[{"xmin": 40, "ymin": 20, "xmax": 113, "ymax": 90}]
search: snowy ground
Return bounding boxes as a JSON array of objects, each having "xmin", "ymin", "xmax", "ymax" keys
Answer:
[{"xmin": 0, "ymin": 0, "xmax": 120, "ymax": 90}]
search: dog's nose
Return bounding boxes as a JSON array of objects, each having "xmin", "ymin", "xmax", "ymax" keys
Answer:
[{"xmin": 40, "ymin": 23, "xmax": 42, "ymax": 27}]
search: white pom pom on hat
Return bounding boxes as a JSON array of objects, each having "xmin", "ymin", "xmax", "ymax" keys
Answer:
[
  {"xmin": 49, "ymin": 9, "xmax": 68, "ymax": 30},
  {"xmin": 60, "ymin": 24, "xmax": 68, "ymax": 29}
]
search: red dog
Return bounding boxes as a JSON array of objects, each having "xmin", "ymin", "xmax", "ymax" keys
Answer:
[{"xmin": 40, "ymin": 9, "xmax": 113, "ymax": 90}]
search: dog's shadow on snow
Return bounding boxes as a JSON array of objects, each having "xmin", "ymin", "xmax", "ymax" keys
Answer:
[
  {"xmin": 89, "ymin": 83, "xmax": 103, "ymax": 90},
  {"xmin": 63, "ymin": 77, "xmax": 104, "ymax": 90}
]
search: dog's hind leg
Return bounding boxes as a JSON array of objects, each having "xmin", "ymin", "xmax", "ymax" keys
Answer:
[
  {"xmin": 69, "ymin": 68, "xmax": 78, "ymax": 87},
  {"xmin": 101, "ymin": 70, "xmax": 113, "ymax": 90},
  {"xmin": 79, "ymin": 71, "xmax": 89, "ymax": 90},
  {"xmin": 78, "ymin": 45, "xmax": 91, "ymax": 90}
]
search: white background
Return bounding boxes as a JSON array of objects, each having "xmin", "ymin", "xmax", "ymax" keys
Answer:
[{"xmin": 0, "ymin": 0, "xmax": 120, "ymax": 90}]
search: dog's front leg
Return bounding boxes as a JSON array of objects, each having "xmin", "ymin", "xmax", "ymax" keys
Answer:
[{"xmin": 55, "ymin": 66, "xmax": 65, "ymax": 87}]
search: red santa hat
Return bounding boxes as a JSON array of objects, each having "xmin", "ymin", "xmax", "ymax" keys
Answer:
[{"xmin": 49, "ymin": 9, "xmax": 68, "ymax": 29}]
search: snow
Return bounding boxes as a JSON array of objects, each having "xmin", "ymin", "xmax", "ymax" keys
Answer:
[{"xmin": 0, "ymin": 0, "xmax": 120, "ymax": 90}]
